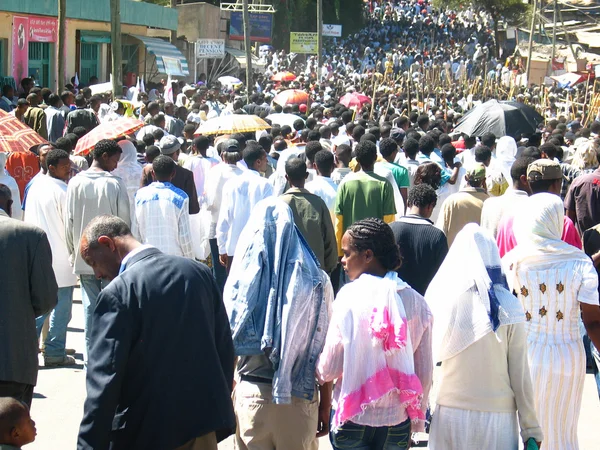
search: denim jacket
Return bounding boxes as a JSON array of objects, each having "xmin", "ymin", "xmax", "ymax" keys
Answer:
[{"xmin": 224, "ymin": 197, "xmax": 333, "ymax": 404}]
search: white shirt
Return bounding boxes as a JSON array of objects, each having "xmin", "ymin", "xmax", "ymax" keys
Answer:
[
  {"xmin": 182, "ymin": 154, "xmax": 220, "ymax": 205},
  {"xmin": 205, "ymin": 163, "xmax": 244, "ymax": 238},
  {"xmin": 134, "ymin": 182, "xmax": 194, "ymax": 258},
  {"xmin": 24, "ymin": 175, "xmax": 77, "ymax": 287},
  {"xmin": 306, "ymin": 175, "xmax": 338, "ymax": 223},
  {"xmin": 217, "ymin": 170, "xmax": 273, "ymax": 256}
]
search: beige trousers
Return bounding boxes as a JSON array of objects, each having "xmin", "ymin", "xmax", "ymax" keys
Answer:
[
  {"xmin": 174, "ymin": 432, "xmax": 218, "ymax": 450},
  {"xmin": 234, "ymin": 380, "xmax": 318, "ymax": 450}
]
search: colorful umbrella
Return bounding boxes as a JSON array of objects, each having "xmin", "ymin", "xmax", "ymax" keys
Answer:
[
  {"xmin": 339, "ymin": 92, "xmax": 372, "ymax": 108},
  {"xmin": 272, "ymin": 89, "xmax": 309, "ymax": 106},
  {"xmin": 0, "ymin": 109, "xmax": 47, "ymax": 154},
  {"xmin": 194, "ymin": 114, "xmax": 271, "ymax": 136},
  {"xmin": 271, "ymin": 72, "xmax": 297, "ymax": 82},
  {"xmin": 74, "ymin": 117, "xmax": 145, "ymax": 156}
]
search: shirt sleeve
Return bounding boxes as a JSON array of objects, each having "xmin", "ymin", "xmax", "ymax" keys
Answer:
[
  {"xmin": 577, "ymin": 259, "xmax": 600, "ymax": 306},
  {"xmin": 216, "ymin": 184, "xmax": 233, "ymax": 255},
  {"xmin": 178, "ymin": 199, "xmax": 194, "ymax": 259},
  {"xmin": 562, "ymin": 216, "xmax": 582, "ymax": 250},
  {"xmin": 398, "ymin": 166, "xmax": 410, "ymax": 188},
  {"xmin": 382, "ymin": 181, "xmax": 397, "ymax": 216},
  {"xmin": 564, "ymin": 178, "xmax": 577, "ymax": 212}
]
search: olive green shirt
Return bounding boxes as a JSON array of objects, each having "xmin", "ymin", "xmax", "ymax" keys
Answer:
[{"xmin": 280, "ymin": 187, "xmax": 338, "ymax": 274}]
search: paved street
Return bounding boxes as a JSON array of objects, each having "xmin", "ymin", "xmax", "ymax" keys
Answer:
[{"xmin": 28, "ymin": 290, "xmax": 600, "ymax": 449}]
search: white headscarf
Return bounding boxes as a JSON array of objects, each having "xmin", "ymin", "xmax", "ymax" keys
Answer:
[
  {"xmin": 425, "ymin": 223, "xmax": 525, "ymax": 363},
  {"xmin": 495, "ymin": 136, "xmax": 517, "ymax": 185},
  {"xmin": 0, "ymin": 153, "xmax": 23, "ymax": 220},
  {"xmin": 112, "ymin": 140, "xmax": 143, "ymax": 208},
  {"xmin": 505, "ymin": 193, "xmax": 588, "ymax": 268}
]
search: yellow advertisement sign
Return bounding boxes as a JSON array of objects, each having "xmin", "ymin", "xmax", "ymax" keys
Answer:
[{"xmin": 290, "ymin": 32, "xmax": 318, "ymax": 54}]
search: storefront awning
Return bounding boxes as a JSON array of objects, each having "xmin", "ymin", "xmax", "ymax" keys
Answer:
[
  {"xmin": 133, "ymin": 35, "xmax": 189, "ymax": 77},
  {"xmin": 80, "ymin": 31, "xmax": 111, "ymax": 44},
  {"xmin": 225, "ymin": 47, "xmax": 265, "ymax": 69}
]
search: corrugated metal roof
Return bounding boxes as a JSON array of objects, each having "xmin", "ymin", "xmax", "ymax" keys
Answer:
[{"xmin": 1, "ymin": 0, "xmax": 178, "ymax": 31}]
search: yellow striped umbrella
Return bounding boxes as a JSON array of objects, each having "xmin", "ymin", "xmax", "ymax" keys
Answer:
[
  {"xmin": 0, "ymin": 109, "xmax": 47, "ymax": 153},
  {"xmin": 194, "ymin": 114, "xmax": 271, "ymax": 136}
]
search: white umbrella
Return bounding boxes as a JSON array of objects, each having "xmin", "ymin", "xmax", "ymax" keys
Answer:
[
  {"xmin": 266, "ymin": 113, "xmax": 305, "ymax": 128},
  {"xmin": 218, "ymin": 76, "xmax": 243, "ymax": 89}
]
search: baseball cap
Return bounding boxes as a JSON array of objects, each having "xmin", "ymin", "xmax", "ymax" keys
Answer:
[
  {"xmin": 527, "ymin": 159, "xmax": 562, "ymax": 181},
  {"xmin": 466, "ymin": 162, "xmax": 486, "ymax": 182},
  {"xmin": 159, "ymin": 135, "xmax": 181, "ymax": 155},
  {"xmin": 223, "ymin": 139, "xmax": 240, "ymax": 152}
]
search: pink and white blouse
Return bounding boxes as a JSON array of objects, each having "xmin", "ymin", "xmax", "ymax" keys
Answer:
[{"xmin": 317, "ymin": 272, "xmax": 433, "ymax": 432}]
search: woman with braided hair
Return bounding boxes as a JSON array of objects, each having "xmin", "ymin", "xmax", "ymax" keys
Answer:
[{"xmin": 317, "ymin": 218, "xmax": 433, "ymax": 450}]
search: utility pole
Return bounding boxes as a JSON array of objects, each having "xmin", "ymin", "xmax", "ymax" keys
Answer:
[
  {"xmin": 242, "ymin": 0, "xmax": 252, "ymax": 103},
  {"xmin": 550, "ymin": 0, "xmax": 557, "ymax": 75},
  {"xmin": 110, "ymin": 0, "xmax": 122, "ymax": 99},
  {"xmin": 170, "ymin": 0, "xmax": 177, "ymax": 44},
  {"xmin": 525, "ymin": 0, "xmax": 538, "ymax": 87},
  {"xmin": 317, "ymin": 0, "xmax": 323, "ymax": 81},
  {"xmin": 56, "ymin": 0, "xmax": 66, "ymax": 92}
]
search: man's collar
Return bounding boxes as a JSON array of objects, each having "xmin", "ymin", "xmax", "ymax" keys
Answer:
[{"xmin": 119, "ymin": 245, "xmax": 155, "ymax": 274}]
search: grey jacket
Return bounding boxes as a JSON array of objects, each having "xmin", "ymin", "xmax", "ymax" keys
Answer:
[
  {"xmin": 65, "ymin": 170, "xmax": 131, "ymax": 275},
  {"xmin": 0, "ymin": 210, "xmax": 57, "ymax": 385}
]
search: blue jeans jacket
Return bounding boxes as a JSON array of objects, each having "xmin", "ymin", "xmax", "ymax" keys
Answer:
[{"xmin": 224, "ymin": 198, "xmax": 332, "ymax": 404}]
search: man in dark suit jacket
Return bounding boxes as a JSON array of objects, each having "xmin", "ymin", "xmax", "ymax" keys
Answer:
[
  {"xmin": 0, "ymin": 184, "xmax": 58, "ymax": 407},
  {"xmin": 140, "ymin": 135, "xmax": 200, "ymax": 214},
  {"xmin": 77, "ymin": 215, "xmax": 235, "ymax": 450}
]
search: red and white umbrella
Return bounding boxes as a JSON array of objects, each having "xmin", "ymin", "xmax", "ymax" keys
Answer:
[
  {"xmin": 0, "ymin": 109, "xmax": 47, "ymax": 154},
  {"xmin": 339, "ymin": 92, "xmax": 372, "ymax": 108},
  {"xmin": 272, "ymin": 89, "xmax": 309, "ymax": 106},
  {"xmin": 74, "ymin": 118, "xmax": 144, "ymax": 156}
]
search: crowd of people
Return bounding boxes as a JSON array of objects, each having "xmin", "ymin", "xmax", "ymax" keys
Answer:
[{"xmin": 2, "ymin": 1, "xmax": 600, "ymax": 450}]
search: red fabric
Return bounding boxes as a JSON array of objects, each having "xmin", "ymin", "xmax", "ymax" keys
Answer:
[
  {"xmin": 5, "ymin": 151, "xmax": 40, "ymax": 198},
  {"xmin": 496, "ymin": 214, "xmax": 582, "ymax": 258}
]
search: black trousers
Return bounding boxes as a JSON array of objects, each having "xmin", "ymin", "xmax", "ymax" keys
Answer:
[{"xmin": 0, "ymin": 380, "xmax": 34, "ymax": 408}]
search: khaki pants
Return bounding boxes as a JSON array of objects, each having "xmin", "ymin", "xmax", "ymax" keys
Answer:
[
  {"xmin": 234, "ymin": 380, "xmax": 318, "ymax": 450},
  {"xmin": 174, "ymin": 432, "xmax": 217, "ymax": 450}
]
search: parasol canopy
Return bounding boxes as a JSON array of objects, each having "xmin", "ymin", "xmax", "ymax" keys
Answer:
[
  {"xmin": 550, "ymin": 72, "xmax": 592, "ymax": 89},
  {"xmin": 194, "ymin": 114, "xmax": 271, "ymax": 136},
  {"xmin": 272, "ymin": 89, "xmax": 309, "ymax": 106},
  {"xmin": 339, "ymin": 92, "xmax": 372, "ymax": 108},
  {"xmin": 271, "ymin": 72, "xmax": 297, "ymax": 82},
  {"xmin": 218, "ymin": 76, "xmax": 243, "ymax": 89},
  {"xmin": 266, "ymin": 113, "xmax": 305, "ymax": 128},
  {"xmin": 74, "ymin": 118, "xmax": 145, "ymax": 156},
  {"xmin": 0, "ymin": 109, "xmax": 47, "ymax": 154},
  {"xmin": 453, "ymin": 100, "xmax": 544, "ymax": 139}
]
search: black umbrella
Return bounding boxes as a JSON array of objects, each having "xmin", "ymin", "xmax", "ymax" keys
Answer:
[{"xmin": 454, "ymin": 100, "xmax": 544, "ymax": 139}]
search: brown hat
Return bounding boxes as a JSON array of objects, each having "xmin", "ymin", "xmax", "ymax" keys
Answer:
[{"xmin": 527, "ymin": 159, "xmax": 562, "ymax": 182}]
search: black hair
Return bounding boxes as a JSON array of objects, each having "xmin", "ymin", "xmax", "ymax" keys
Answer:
[
  {"xmin": 355, "ymin": 140, "xmax": 378, "ymax": 167},
  {"xmin": 46, "ymin": 148, "xmax": 70, "ymax": 169},
  {"xmin": 403, "ymin": 138, "xmax": 419, "ymax": 159},
  {"xmin": 193, "ymin": 135, "xmax": 210, "ymax": 152},
  {"xmin": 92, "ymin": 139, "xmax": 122, "ymax": 161},
  {"xmin": 72, "ymin": 127, "xmax": 88, "ymax": 139},
  {"xmin": 258, "ymin": 135, "xmax": 273, "ymax": 152},
  {"xmin": 145, "ymin": 145, "xmax": 161, "ymax": 161},
  {"xmin": 54, "ymin": 137, "xmax": 73, "ymax": 153},
  {"xmin": 285, "ymin": 157, "xmax": 307, "ymax": 182},
  {"xmin": 440, "ymin": 143, "xmax": 456, "ymax": 161},
  {"xmin": 407, "ymin": 183, "xmax": 437, "ymax": 208},
  {"xmin": 74, "ymin": 94, "xmax": 86, "ymax": 107},
  {"xmin": 510, "ymin": 156, "xmax": 536, "ymax": 183},
  {"xmin": 152, "ymin": 155, "xmax": 176, "ymax": 180},
  {"xmin": 293, "ymin": 119, "xmax": 305, "ymax": 132},
  {"xmin": 305, "ymin": 141, "xmax": 323, "ymax": 163},
  {"xmin": 346, "ymin": 218, "xmax": 402, "ymax": 271},
  {"xmin": 152, "ymin": 129, "xmax": 165, "ymax": 141},
  {"xmin": 243, "ymin": 142, "xmax": 266, "ymax": 169},
  {"xmin": 360, "ymin": 133, "xmax": 377, "ymax": 144},
  {"xmin": 418, "ymin": 135, "xmax": 435, "ymax": 155},
  {"xmin": 307, "ymin": 130, "xmax": 321, "ymax": 142},
  {"xmin": 529, "ymin": 178, "xmax": 561, "ymax": 194},
  {"xmin": 47, "ymin": 93, "xmax": 61, "ymax": 107},
  {"xmin": 64, "ymin": 133, "xmax": 79, "ymax": 149},
  {"xmin": 379, "ymin": 138, "xmax": 398, "ymax": 159},
  {"xmin": 522, "ymin": 146, "xmax": 542, "ymax": 159},
  {"xmin": 336, "ymin": 144, "xmax": 352, "ymax": 165},
  {"xmin": 475, "ymin": 145, "xmax": 492, "ymax": 163},
  {"xmin": 438, "ymin": 133, "xmax": 452, "ymax": 147},
  {"xmin": 480, "ymin": 132, "xmax": 496, "ymax": 148},
  {"xmin": 417, "ymin": 114, "xmax": 429, "ymax": 129},
  {"xmin": 314, "ymin": 150, "xmax": 334, "ymax": 176},
  {"xmin": 142, "ymin": 134, "xmax": 155, "ymax": 147},
  {"xmin": 539, "ymin": 142, "xmax": 558, "ymax": 159},
  {"xmin": 2, "ymin": 85, "xmax": 13, "ymax": 97}
]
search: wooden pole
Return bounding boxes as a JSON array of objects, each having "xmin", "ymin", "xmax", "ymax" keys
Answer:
[
  {"xmin": 57, "ymin": 0, "xmax": 66, "ymax": 92},
  {"xmin": 525, "ymin": 0, "xmax": 538, "ymax": 88},
  {"xmin": 110, "ymin": 0, "xmax": 122, "ymax": 99},
  {"xmin": 550, "ymin": 0, "xmax": 557, "ymax": 76},
  {"xmin": 317, "ymin": 0, "xmax": 323, "ymax": 82},
  {"xmin": 242, "ymin": 0, "xmax": 252, "ymax": 103},
  {"xmin": 170, "ymin": 0, "xmax": 177, "ymax": 44}
]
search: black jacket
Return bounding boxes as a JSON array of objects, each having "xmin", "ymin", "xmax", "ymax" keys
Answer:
[{"xmin": 77, "ymin": 248, "xmax": 235, "ymax": 450}]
